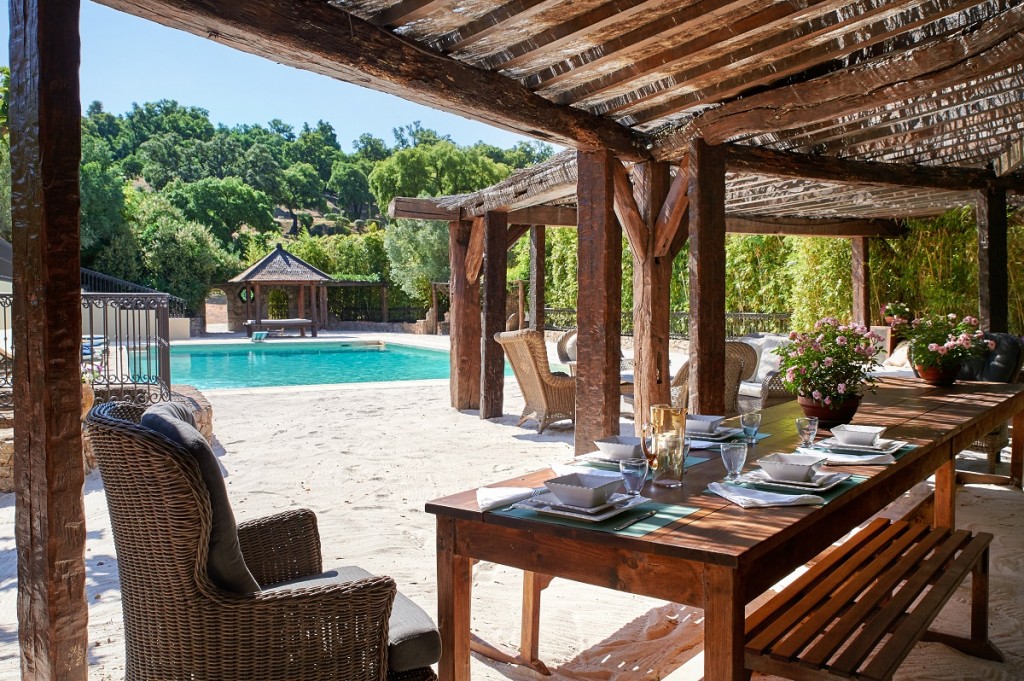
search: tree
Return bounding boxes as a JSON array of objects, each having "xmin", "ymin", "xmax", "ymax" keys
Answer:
[
  {"xmin": 367, "ymin": 141, "xmax": 509, "ymax": 215},
  {"xmin": 285, "ymin": 120, "xmax": 340, "ymax": 183},
  {"xmin": 383, "ymin": 218, "xmax": 450, "ymax": 305},
  {"xmin": 163, "ymin": 176, "xmax": 277, "ymax": 251},
  {"xmin": 352, "ymin": 133, "xmax": 390, "ymax": 162},
  {"xmin": 282, "ymin": 162, "xmax": 324, "ymax": 234},
  {"xmin": 137, "ymin": 132, "xmax": 208, "ymax": 188},
  {"xmin": 327, "ymin": 160, "xmax": 373, "ymax": 219},
  {"xmin": 238, "ymin": 142, "xmax": 285, "ymax": 203},
  {"xmin": 392, "ymin": 121, "xmax": 451, "ymax": 149}
]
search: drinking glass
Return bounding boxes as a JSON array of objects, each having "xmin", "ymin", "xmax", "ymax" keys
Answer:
[
  {"xmin": 652, "ymin": 434, "xmax": 689, "ymax": 488},
  {"xmin": 720, "ymin": 442, "xmax": 748, "ymax": 482},
  {"xmin": 619, "ymin": 458, "xmax": 649, "ymax": 496},
  {"xmin": 740, "ymin": 411, "xmax": 762, "ymax": 444},
  {"xmin": 795, "ymin": 416, "xmax": 819, "ymax": 448}
]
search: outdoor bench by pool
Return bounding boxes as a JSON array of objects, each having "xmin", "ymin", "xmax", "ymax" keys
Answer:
[
  {"xmin": 746, "ymin": 517, "xmax": 999, "ymax": 681},
  {"xmin": 244, "ymin": 318, "xmax": 317, "ymax": 337}
]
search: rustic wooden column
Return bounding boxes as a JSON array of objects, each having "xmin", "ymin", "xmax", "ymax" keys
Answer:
[
  {"xmin": 851, "ymin": 237, "xmax": 870, "ymax": 327},
  {"xmin": 481, "ymin": 211, "xmax": 508, "ymax": 419},
  {"xmin": 576, "ymin": 150, "xmax": 622, "ymax": 455},
  {"xmin": 529, "ymin": 226, "xmax": 546, "ymax": 331},
  {"xmin": 381, "ymin": 285, "xmax": 388, "ymax": 323},
  {"xmin": 630, "ymin": 161, "xmax": 674, "ymax": 431},
  {"xmin": 977, "ymin": 189, "xmax": 1008, "ymax": 332},
  {"xmin": 448, "ymin": 220, "xmax": 481, "ymax": 409},
  {"xmin": 254, "ymin": 283, "xmax": 262, "ymax": 323},
  {"xmin": 687, "ymin": 139, "xmax": 727, "ymax": 415},
  {"xmin": 12, "ymin": 1, "xmax": 89, "ymax": 678}
]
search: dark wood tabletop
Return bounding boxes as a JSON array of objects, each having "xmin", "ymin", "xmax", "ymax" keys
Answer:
[{"xmin": 427, "ymin": 377, "xmax": 1024, "ymax": 681}]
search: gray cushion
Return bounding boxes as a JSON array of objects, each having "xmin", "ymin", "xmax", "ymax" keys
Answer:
[
  {"xmin": 141, "ymin": 403, "xmax": 259, "ymax": 594},
  {"xmin": 267, "ymin": 566, "xmax": 441, "ymax": 672},
  {"xmin": 958, "ymin": 333, "xmax": 1022, "ymax": 383}
]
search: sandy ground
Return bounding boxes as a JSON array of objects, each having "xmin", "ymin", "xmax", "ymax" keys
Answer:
[{"xmin": 1, "ymin": 331, "xmax": 1023, "ymax": 680}]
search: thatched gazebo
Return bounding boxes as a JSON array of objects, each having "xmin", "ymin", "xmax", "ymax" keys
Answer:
[{"xmin": 224, "ymin": 243, "xmax": 332, "ymax": 336}]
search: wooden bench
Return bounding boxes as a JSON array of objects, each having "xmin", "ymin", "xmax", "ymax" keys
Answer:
[
  {"xmin": 244, "ymin": 318, "xmax": 316, "ymax": 337},
  {"xmin": 745, "ymin": 518, "xmax": 1002, "ymax": 681}
]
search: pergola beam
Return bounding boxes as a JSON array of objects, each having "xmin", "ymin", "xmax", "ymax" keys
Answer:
[
  {"xmin": 994, "ymin": 136, "xmax": 1024, "ymax": 177},
  {"xmin": 389, "ymin": 197, "xmax": 578, "ymax": 226},
  {"xmin": 95, "ymin": 0, "xmax": 649, "ymax": 160},
  {"xmin": 723, "ymin": 144, "xmax": 1024, "ymax": 192},
  {"xmin": 724, "ymin": 216, "xmax": 905, "ymax": 238}
]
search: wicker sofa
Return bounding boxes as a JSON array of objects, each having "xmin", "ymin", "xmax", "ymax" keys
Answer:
[
  {"xmin": 735, "ymin": 333, "xmax": 792, "ymax": 412},
  {"xmin": 85, "ymin": 401, "xmax": 439, "ymax": 681}
]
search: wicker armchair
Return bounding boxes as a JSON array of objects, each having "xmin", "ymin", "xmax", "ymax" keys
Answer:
[
  {"xmin": 496, "ymin": 329, "xmax": 576, "ymax": 433},
  {"xmin": 958, "ymin": 332, "xmax": 1024, "ymax": 472},
  {"xmin": 85, "ymin": 401, "xmax": 438, "ymax": 681},
  {"xmin": 669, "ymin": 345, "xmax": 745, "ymax": 416}
]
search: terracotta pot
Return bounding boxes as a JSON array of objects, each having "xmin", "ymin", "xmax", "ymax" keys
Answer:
[
  {"xmin": 884, "ymin": 315, "xmax": 895, "ymax": 326},
  {"xmin": 915, "ymin": 364, "xmax": 960, "ymax": 387},
  {"xmin": 81, "ymin": 382, "xmax": 95, "ymax": 421},
  {"xmin": 797, "ymin": 394, "xmax": 861, "ymax": 429}
]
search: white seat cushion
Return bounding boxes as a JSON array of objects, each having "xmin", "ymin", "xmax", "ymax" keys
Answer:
[{"xmin": 738, "ymin": 381, "xmax": 763, "ymax": 398}]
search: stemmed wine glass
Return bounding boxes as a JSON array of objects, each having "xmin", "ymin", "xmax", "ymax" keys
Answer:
[
  {"xmin": 740, "ymin": 411, "xmax": 762, "ymax": 444},
  {"xmin": 720, "ymin": 442, "xmax": 748, "ymax": 482},
  {"xmin": 796, "ymin": 416, "xmax": 819, "ymax": 448}
]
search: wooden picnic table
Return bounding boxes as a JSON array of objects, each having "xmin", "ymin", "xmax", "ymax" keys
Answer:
[{"xmin": 425, "ymin": 376, "xmax": 1024, "ymax": 681}]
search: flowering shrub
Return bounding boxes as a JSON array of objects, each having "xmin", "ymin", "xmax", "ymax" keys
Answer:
[
  {"xmin": 905, "ymin": 313, "xmax": 994, "ymax": 370},
  {"xmin": 880, "ymin": 301, "xmax": 911, "ymax": 327},
  {"xmin": 774, "ymin": 318, "xmax": 882, "ymax": 407},
  {"xmin": 81, "ymin": 362, "xmax": 102, "ymax": 384}
]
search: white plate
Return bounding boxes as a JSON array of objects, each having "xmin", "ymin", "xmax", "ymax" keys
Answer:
[
  {"xmin": 513, "ymin": 494, "xmax": 650, "ymax": 522},
  {"xmin": 741, "ymin": 470, "xmax": 852, "ymax": 493},
  {"xmin": 814, "ymin": 437, "xmax": 907, "ymax": 454},
  {"xmin": 688, "ymin": 426, "xmax": 743, "ymax": 442},
  {"xmin": 527, "ymin": 491, "xmax": 626, "ymax": 514}
]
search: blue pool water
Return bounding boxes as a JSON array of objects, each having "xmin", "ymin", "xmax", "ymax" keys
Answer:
[{"xmin": 171, "ymin": 341, "xmax": 457, "ymax": 389}]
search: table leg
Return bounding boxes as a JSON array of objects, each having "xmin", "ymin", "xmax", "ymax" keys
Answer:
[
  {"xmin": 437, "ymin": 517, "xmax": 472, "ymax": 681},
  {"xmin": 1012, "ymin": 410, "xmax": 1024, "ymax": 489},
  {"xmin": 934, "ymin": 454, "xmax": 956, "ymax": 529},
  {"xmin": 704, "ymin": 565, "xmax": 750, "ymax": 681}
]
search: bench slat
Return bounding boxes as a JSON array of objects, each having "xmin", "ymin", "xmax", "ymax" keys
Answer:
[
  {"xmin": 825, "ymin": 529, "xmax": 970, "ymax": 675},
  {"xmin": 746, "ymin": 518, "xmax": 892, "ymax": 647},
  {"xmin": 770, "ymin": 523, "xmax": 931, "ymax": 661},
  {"xmin": 859, "ymin": 534, "xmax": 992, "ymax": 681}
]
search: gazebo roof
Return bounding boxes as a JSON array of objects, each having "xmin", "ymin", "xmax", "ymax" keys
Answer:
[{"xmin": 228, "ymin": 244, "xmax": 333, "ymax": 284}]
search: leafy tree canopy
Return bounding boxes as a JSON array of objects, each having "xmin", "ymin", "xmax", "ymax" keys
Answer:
[
  {"xmin": 163, "ymin": 176, "xmax": 276, "ymax": 251},
  {"xmin": 383, "ymin": 218, "xmax": 450, "ymax": 303}
]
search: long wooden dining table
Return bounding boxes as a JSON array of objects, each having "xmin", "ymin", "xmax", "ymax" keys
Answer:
[{"xmin": 425, "ymin": 377, "xmax": 1024, "ymax": 681}]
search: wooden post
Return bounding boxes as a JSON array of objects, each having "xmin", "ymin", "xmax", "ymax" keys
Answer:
[
  {"xmin": 851, "ymin": 237, "xmax": 870, "ymax": 327},
  {"xmin": 687, "ymin": 139, "xmax": 727, "ymax": 415},
  {"xmin": 977, "ymin": 189, "xmax": 1008, "ymax": 332},
  {"xmin": 254, "ymin": 283, "xmax": 262, "ymax": 323},
  {"xmin": 630, "ymin": 161, "xmax": 674, "ymax": 432},
  {"xmin": 529, "ymin": 226, "xmax": 546, "ymax": 331},
  {"xmin": 11, "ymin": 1, "xmax": 89, "ymax": 678},
  {"xmin": 576, "ymin": 149, "xmax": 622, "ymax": 455},
  {"xmin": 381, "ymin": 285, "xmax": 388, "ymax": 323},
  {"xmin": 430, "ymin": 282, "xmax": 439, "ymax": 334},
  {"xmin": 449, "ymin": 221, "xmax": 480, "ymax": 409},
  {"xmin": 517, "ymin": 280, "xmax": 525, "ymax": 329},
  {"xmin": 481, "ymin": 210, "xmax": 508, "ymax": 419}
]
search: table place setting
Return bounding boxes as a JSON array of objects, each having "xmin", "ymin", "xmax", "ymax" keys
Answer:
[{"xmin": 708, "ymin": 450, "xmax": 827, "ymax": 507}]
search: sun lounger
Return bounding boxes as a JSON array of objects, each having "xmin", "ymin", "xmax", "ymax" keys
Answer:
[{"xmin": 250, "ymin": 331, "xmax": 268, "ymax": 342}]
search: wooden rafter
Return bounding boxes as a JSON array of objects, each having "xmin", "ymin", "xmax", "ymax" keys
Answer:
[
  {"xmin": 370, "ymin": 0, "xmax": 449, "ymax": 27},
  {"xmin": 723, "ymin": 143, "xmax": 1024, "ymax": 191},
  {"xmin": 486, "ymin": 0, "xmax": 671, "ymax": 71},
  {"xmin": 725, "ymin": 216, "xmax": 904, "ymax": 237},
  {"xmin": 465, "ymin": 216, "xmax": 485, "ymax": 284},
  {"xmin": 506, "ymin": 224, "xmax": 531, "ymax": 249},
  {"xmin": 653, "ymin": 167, "xmax": 690, "ymax": 258},
  {"xmin": 432, "ymin": 0, "xmax": 548, "ymax": 53},
  {"xmin": 390, "ymin": 196, "xmax": 578, "ymax": 225},
  {"xmin": 602, "ymin": 0, "xmax": 982, "ymax": 121},
  {"xmin": 95, "ymin": 0, "xmax": 649, "ymax": 159},
  {"xmin": 654, "ymin": 3, "xmax": 1024, "ymax": 156},
  {"xmin": 994, "ymin": 137, "xmax": 1024, "ymax": 176}
]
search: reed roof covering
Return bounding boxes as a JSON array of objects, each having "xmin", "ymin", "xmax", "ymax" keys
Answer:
[
  {"xmin": 101, "ymin": 0, "xmax": 1024, "ymax": 218},
  {"xmin": 228, "ymin": 244, "xmax": 334, "ymax": 284}
]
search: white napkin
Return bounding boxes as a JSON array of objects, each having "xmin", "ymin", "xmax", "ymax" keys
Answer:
[
  {"xmin": 688, "ymin": 440, "xmax": 720, "ymax": 450},
  {"xmin": 797, "ymin": 447, "xmax": 895, "ymax": 465},
  {"xmin": 476, "ymin": 486, "xmax": 539, "ymax": 511},
  {"xmin": 709, "ymin": 482, "xmax": 824, "ymax": 508}
]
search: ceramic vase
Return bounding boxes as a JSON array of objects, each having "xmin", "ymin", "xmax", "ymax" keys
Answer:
[
  {"xmin": 915, "ymin": 364, "xmax": 960, "ymax": 387},
  {"xmin": 797, "ymin": 394, "xmax": 861, "ymax": 429}
]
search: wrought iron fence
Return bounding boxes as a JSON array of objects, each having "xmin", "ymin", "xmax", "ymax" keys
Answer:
[
  {"xmin": 544, "ymin": 308, "xmax": 792, "ymax": 338},
  {"xmin": 0, "ymin": 293, "xmax": 172, "ymax": 409},
  {"xmin": 81, "ymin": 268, "xmax": 193, "ymax": 318},
  {"xmin": 330, "ymin": 306, "xmax": 426, "ymax": 323}
]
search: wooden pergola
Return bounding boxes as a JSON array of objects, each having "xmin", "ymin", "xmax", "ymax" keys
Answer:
[
  {"xmin": 227, "ymin": 243, "xmax": 333, "ymax": 330},
  {"xmin": 10, "ymin": 0, "xmax": 1024, "ymax": 678}
]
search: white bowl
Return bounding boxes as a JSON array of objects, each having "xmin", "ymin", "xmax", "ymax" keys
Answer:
[
  {"xmin": 594, "ymin": 435, "xmax": 644, "ymax": 460},
  {"xmin": 830, "ymin": 424, "xmax": 886, "ymax": 447},
  {"xmin": 686, "ymin": 414, "xmax": 724, "ymax": 434},
  {"xmin": 544, "ymin": 473, "xmax": 623, "ymax": 508},
  {"xmin": 757, "ymin": 453, "xmax": 828, "ymax": 482}
]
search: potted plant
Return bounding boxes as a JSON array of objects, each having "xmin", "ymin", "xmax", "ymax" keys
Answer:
[
  {"xmin": 905, "ymin": 313, "xmax": 994, "ymax": 386},
  {"xmin": 81, "ymin": 362, "xmax": 101, "ymax": 419},
  {"xmin": 774, "ymin": 318, "xmax": 882, "ymax": 427},
  {"xmin": 880, "ymin": 301, "xmax": 911, "ymax": 328}
]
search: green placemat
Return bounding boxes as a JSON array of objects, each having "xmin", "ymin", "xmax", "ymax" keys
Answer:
[
  {"xmin": 691, "ymin": 432, "xmax": 771, "ymax": 450},
  {"xmin": 707, "ymin": 474, "xmax": 869, "ymax": 505},
  {"xmin": 492, "ymin": 501, "xmax": 698, "ymax": 537}
]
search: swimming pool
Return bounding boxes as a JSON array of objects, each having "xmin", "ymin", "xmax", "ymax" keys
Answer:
[{"xmin": 171, "ymin": 341, "xmax": 458, "ymax": 389}]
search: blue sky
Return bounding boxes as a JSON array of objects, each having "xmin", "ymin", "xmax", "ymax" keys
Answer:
[{"xmin": 0, "ymin": 2, "xmax": 538, "ymax": 152}]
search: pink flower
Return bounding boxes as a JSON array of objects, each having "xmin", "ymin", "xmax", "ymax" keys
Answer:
[
  {"xmin": 837, "ymin": 383, "xmax": 847, "ymax": 394},
  {"xmin": 824, "ymin": 396, "xmax": 832, "ymax": 405},
  {"xmin": 789, "ymin": 331, "xmax": 798, "ymax": 340},
  {"xmin": 812, "ymin": 390, "xmax": 822, "ymax": 401},
  {"xmin": 948, "ymin": 313, "xmax": 957, "ymax": 320},
  {"xmin": 964, "ymin": 316, "xmax": 978, "ymax": 326},
  {"xmin": 786, "ymin": 367, "xmax": 797, "ymax": 382},
  {"xmin": 836, "ymin": 336, "xmax": 848, "ymax": 346},
  {"xmin": 937, "ymin": 346, "xmax": 948, "ymax": 355},
  {"xmin": 988, "ymin": 340, "xmax": 997, "ymax": 350},
  {"xmin": 928, "ymin": 343, "xmax": 939, "ymax": 352},
  {"xmin": 823, "ymin": 357, "xmax": 834, "ymax": 367}
]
